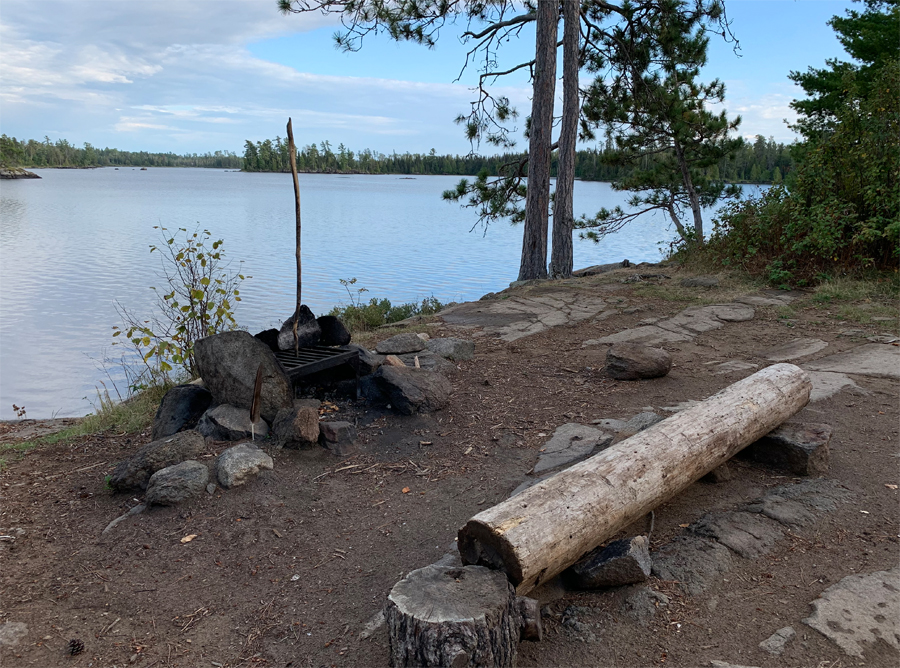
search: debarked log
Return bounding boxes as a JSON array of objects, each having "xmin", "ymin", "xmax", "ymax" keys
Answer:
[
  {"xmin": 458, "ymin": 363, "xmax": 812, "ymax": 594},
  {"xmin": 384, "ymin": 564, "xmax": 538, "ymax": 667}
]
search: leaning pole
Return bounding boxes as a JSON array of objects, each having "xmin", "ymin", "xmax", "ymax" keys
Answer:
[{"xmin": 458, "ymin": 363, "xmax": 812, "ymax": 593}]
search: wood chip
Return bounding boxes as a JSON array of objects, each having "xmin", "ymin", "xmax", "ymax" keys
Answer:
[
  {"xmin": 180, "ymin": 534, "xmax": 197, "ymax": 543},
  {"xmin": 272, "ymin": 529, "xmax": 283, "ymax": 538},
  {"xmin": 401, "ymin": 487, "xmax": 411, "ymax": 494}
]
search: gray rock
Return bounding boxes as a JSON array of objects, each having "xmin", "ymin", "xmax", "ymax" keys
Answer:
[
  {"xmin": 0, "ymin": 621, "xmax": 28, "ymax": 647},
  {"xmin": 623, "ymin": 411, "xmax": 665, "ymax": 433},
  {"xmin": 701, "ymin": 463, "xmax": 734, "ymax": 483},
  {"xmin": 109, "ymin": 429, "xmax": 206, "ymax": 491},
  {"xmin": 206, "ymin": 483, "xmax": 216, "ymax": 494},
  {"xmin": 151, "ymin": 384, "xmax": 213, "ymax": 441},
  {"xmin": 739, "ymin": 422, "xmax": 832, "ymax": 476},
  {"xmin": 319, "ymin": 421, "xmax": 358, "ymax": 456},
  {"xmin": 277, "ymin": 305, "xmax": 321, "ymax": 351},
  {"xmin": 272, "ymin": 401, "xmax": 320, "ymax": 447},
  {"xmin": 194, "ymin": 331, "xmax": 293, "ymax": 423},
  {"xmin": 426, "ymin": 337, "xmax": 475, "ymax": 361},
  {"xmin": 573, "ymin": 261, "xmax": 633, "ymax": 277},
  {"xmin": 145, "ymin": 460, "xmax": 209, "ymax": 505},
  {"xmin": 565, "ymin": 536, "xmax": 651, "ymax": 589},
  {"xmin": 761, "ymin": 337, "xmax": 829, "ymax": 362},
  {"xmin": 346, "ymin": 343, "xmax": 384, "ymax": 376},
  {"xmin": 397, "ymin": 350, "xmax": 455, "ymax": 373},
  {"xmin": 590, "ymin": 418, "xmax": 627, "ymax": 431},
  {"xmin": 197, "ymin": 404, "xmax": 268, "ymax": 441},
  {"xmin": 369, "ymin": 366, "xmax": 451, "ymax": 414},
  {"xmin": 745, "ymin": 479, "xmax": 852, "ymax": 527},
  {"xmin": 375, "ymin": 332, "xmax": 427, "ymax": 355},
  {"xmin": 651, "ymin": 536, "xmax": 735, "ymax": 596},
  {"xmin": 216, "ymin": 443, "xmax": 274, "ymax": 488},
  {"xmin": 690, "ymin": 511, "xmax": 782, "ymax": 559},
  {"xmin": 680, "ymin": 276, "xmax": 720, "ymax": 288},
  {"xmin": 713, "ymin": 360, "xmax": 758, "ymax": 375},
  {"xmin": 807, "ymin": 370, "xmax": 865, "ymax": 402},
  {"xmin": 803, "ymin": 567, "xmax": 900, "ymax": 657},
  {"xmin": 759, "ymin": 626, "xmax": 795, "ymax": 655},
  {"xmin": 534, "ymin": 423, "xmax": 612, "ymax": 475},
  {"xmin": 316, "ymin": 315, "xmax": 351, "ymax": 346},
  {"xmin": 432, "ymin": 551, "xmax": 464, "ymax": 568},
  {"xmin": 606, "ymin": 343, "xmax": 672, "ymax": 380}
]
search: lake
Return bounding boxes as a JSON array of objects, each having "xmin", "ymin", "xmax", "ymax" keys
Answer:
[{"xmin": 0, "ymin": 168, "xmax": 759, "ymax": 419}]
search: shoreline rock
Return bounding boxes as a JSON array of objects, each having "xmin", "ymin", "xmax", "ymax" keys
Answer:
[{"xmin": 0, "ymin": 166, "xmax": 41, "ymax": 179}]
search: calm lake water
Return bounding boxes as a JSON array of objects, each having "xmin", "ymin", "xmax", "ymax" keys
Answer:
[{"xmin": 0, "ymin": 168, "xmax": 760, "ymax": 419}]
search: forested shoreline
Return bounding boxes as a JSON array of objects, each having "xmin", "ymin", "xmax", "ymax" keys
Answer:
[{"xmin": 0, "ymin": 133, "xmax": 793, "ymax": 184}]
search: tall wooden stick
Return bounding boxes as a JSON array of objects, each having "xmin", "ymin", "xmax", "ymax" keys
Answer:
[{"xmin": 286, "ymin": 118, "xmax": 302, "ymax": 355}]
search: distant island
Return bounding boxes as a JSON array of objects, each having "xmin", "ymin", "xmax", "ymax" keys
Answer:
[
  {"xmin": 0, "ymin": 133, "xmax": 793, "ymax": 184},
  {"xmin": 0, "ymin": 165, "xmax": 40, "ymax": 179}
]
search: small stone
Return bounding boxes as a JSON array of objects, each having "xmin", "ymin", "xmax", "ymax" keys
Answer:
[
  {"xmin": 383, "ymin": 354, "xmax": 406, "ymax": 367},
  {"xmin": 426, "ymin": 337, "xmax": 475, "ymax": 361},
  {"xmin": 145, "ymin": 460, "xmax": 209, "ymax": 506},
  {"xmin": 701, "ymin": 463, "xmax": 733, "ymax": 483},
  {"xmin": 272, "ymin": 402, "xmax": 320, "ymax": 447},
  {"xmin": 0, "ymin": 621, "xmax": 28, "ymax": 647},
  {"xmin": 197, "ymin": 404, "xmax": 268, "ymax": 442},
  {"xmin": 759, "ymin": 626, "xmax": 795, "ymax": 655},
  {"xmin": 319, "ymin": 421, "xmax": 358, "ymax": 457},
  {"xmin": 206, "ymin": 483, "xmax": 216, "ymax": 495},
  {"xmin": 606, "ymin": 343, "xmax": 672, "ymax": 380},
  {"xmin": 375, "ymin": 332, "xmax": 427, "ymax": 355},
  {"xmin": 109, "ymin": 430, "xmax": 206, "ymax": 491},
  {"xmin": 216, "ymin": 443, "xmax": 274, "ymax": 488},
  {"xmin": 564, "ymin": 536, "xmax": 652, "ymax": 589},
  {"xmin": 739, "ymin": 422, "xmax": 832, "ymax": 476},
  {"xmin": 680, "ymin": 276, "xmax": 719, "ymax": 288}
]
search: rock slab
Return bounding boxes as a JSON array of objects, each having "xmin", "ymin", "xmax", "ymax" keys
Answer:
[
  {"xmin": 109, "ymin": 430, "xmax": 206, "ymax": 491},
  {"xmin": 151, "ymin": 384, "xmax": 213, "ymax": 441},
  {"xmin": 739, "ymin": 422, "xmax": 832, "ymax": 476},
  {"xmin": 194, "ymin": 331, "xmax": 293, "ymax": 423},
  {"xmin": 197, "ymin": 404, "xmax": 268, "ymax": 441},
  {"xmin": 690, "ymin": 511, "xmax": 782, "ymax": 559},
  {"xmin": 803, "ymin": 567, "xmax": 900, "ymax": 657},
  {"xmin": 606, "ymin": 343, "xmax": 672, "ymax": 380},
  {"xmin": 759, "ymin": 626, "xmax": 795, "ymax": 655},
  {"xmin": 426, "ymin": 337, "xmax": 475, "ymax": 361},
  {"xmin": 651, "ymin": 536, "xmax": 734, "ymax": 596},
  {"xmin": 565, "ymin": 536, "xmax": 651, "ymax": 589},
  {"xmin": 216, "ymin": 443, "xmax": 274, "ymax": 488},
  {"xmin": 533, "ymin": 423, "xmax": 611, "ymax": 475},
  {"xmin": 145, "ymin": 460, "xmax": 209, "ymax": 505}
]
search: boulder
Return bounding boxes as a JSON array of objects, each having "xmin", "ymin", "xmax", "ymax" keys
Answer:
[
  {"xmin": 375, "ymin": 332, "xmax": 427, "ymax": 355},
  {"xmin": 145, "ymin": 460, "xmax": 209, "ymax": 505},
  {"xmin": 606, "ymin": 343, "xmax": 672, "ymax": 380},
  {"xmin": 194, "ymin": 331, "xmax": 293, "ymax": 423},
  {"xmin": 319, "ymin": 421, "xmax": 358, "ymax": 456},
  {"xmin": 738, "ymin": 422, "xmax": 831, "ymax": 476},
  {"xmin": 317, "ymin": 315, "xmax": 351, "ymax": 346},
  {"xmin": 109, "ymin": 430, "xmax": 206, "ymax": 491},
  {"xmin": 426, "ymin": 337, "xmax": 475, "ymax": 361},
  {"xmin": 397, "ymin": 351, "xmax": 455, "ymax": 373},
  {"xmin": 197, "ymin": 404, "xmax": 268, "ymax": 441},
  {"xmin": 369, "ymin": 366, "xmax": 451, "ymax": 414},
  {"xmin": 272, "ymin": 400, "xmax": 320, "ymax": 447},
  {"xmin": 346, "ymin": 343, "xmax": 384, "ymax": 376},
  {"xmin": 564, "ymin": 536, "xmax": 652, "ymax": 589},
  {"xmin": 277, "ymin": 305, "xmax": 321, "ymax": 351},
  {"xmin": 253, "ymin": 328, "xmax": 280, "ymax": 352},
  {"xmin": 216, "ymin": 443, "xmax": 274, "ymax": 488},
  {"xmin": 151, "ymin": 384, "xmax": 213, "ymax": 441}
]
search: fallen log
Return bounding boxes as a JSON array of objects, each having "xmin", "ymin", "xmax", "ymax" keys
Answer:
[
  {"xmin": 384, "ymin": 564, "xmax": 536, "ymax": 667},
  {"xmin": 458, "ymin": 363, "xmax": 812, "ymax": 593}
]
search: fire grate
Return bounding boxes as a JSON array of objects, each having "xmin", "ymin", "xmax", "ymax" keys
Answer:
[{"xmin": 273, "ymin": 346, "xmax": 360, "ymax": 395}]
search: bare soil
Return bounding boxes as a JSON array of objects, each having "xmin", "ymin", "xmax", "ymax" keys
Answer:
[{"xmin": 1, "ymin": 275, "xmax": 898, "ymax": 668}]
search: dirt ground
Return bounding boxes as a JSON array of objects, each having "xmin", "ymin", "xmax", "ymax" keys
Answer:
[{"xmin": 1, "ymin": 271, "xmax": 898, "ymax": 668}]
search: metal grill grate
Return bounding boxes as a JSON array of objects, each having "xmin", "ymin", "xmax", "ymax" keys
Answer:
[{"xmin": 273, "ymin": 346, "xmax": 359, "ymax": 382}]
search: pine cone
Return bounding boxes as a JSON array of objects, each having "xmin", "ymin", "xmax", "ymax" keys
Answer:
[{"xmin": 68, "ymin": 638, "xmax": 84, "ymax": 656}]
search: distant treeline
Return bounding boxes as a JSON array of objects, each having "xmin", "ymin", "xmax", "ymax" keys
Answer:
[
  {"xmin": 1, "ymin": 133, "xmax": 793, "ymax": 184},
  {"xmin": 0, "ymin": 135, "xmax": 242, "ymax": 169},
  {"xmin": 243, "ymin": 135, "xmax": 795, "ymax": 184}
]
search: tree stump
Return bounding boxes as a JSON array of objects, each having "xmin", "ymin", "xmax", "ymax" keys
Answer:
[{"xmin": 384, "ymin": 564, "xmax": 522, "ymax": 667}]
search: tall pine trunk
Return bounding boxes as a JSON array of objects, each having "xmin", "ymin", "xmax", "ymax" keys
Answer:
[
  {"xmin": 518, "ymin": 0, "xmax": 558, "ymax": 281},
  {"xmin": 673, "ymin": 137, "xmax": 704, "ymax": 244},
  {"xmin": 550, "ymin": 0, "xmax": 580, "ymax": 279}
]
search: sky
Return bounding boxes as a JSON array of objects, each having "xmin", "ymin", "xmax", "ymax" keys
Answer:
[{"xmin": 0, "ymin": 0, "xmax": 858, "ymax": 157}]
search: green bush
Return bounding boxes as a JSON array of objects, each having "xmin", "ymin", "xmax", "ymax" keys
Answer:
[{"xmin": 328, "ymin": 278, "xmax": 446, "ymax": 333}]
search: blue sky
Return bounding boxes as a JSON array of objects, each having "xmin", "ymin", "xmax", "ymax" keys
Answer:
[{"xmin": 0, "ymin": 0, "xmax": 856, "ymax": 156}]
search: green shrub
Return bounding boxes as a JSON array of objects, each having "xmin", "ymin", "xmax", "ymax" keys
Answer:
[{"xmin": 328, "ymin": 278, "xmax": 446, "ymax": 333}]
